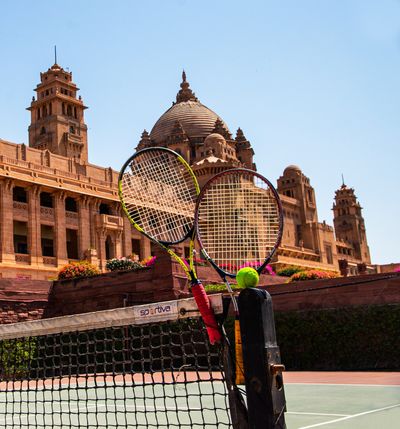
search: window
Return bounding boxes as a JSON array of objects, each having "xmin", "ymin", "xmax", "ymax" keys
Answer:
[
  {"xmin": 14, "ymin": 221, "xmax": 28, "ymax": 254},
  {"xmin": 65, "ymin": 197, "xmax": 77, "ymax": 212},
  {"xmin": 13, "ymin": 187, "xmax": 27, "ymax": 203},
  {"xmin": 40, "ymin": 126, "xmax": 46, "ymax": 135},
  {"xmin": 70, "ymin": 125, "xmax": 75, "ymax": 134},
  {"xmin": 325, "ymin": 244, "xmax": 333, "ymax": 264},
  {"xmin": 41, "ymin": 225, "xmax": 54, "ymax": 257},
  {"xmin": 131, "ymin": 239, "xmax": 141, "ymax": 259},
  {"xmin": 40, "ymin": 192, "xmax": 53, "ymax": 208},
  {"xmin": 105, "ymin": 235, "xmax": 114, "ymax": 260},
  {"xmin": 66, "ymin": 229, "xmax": 79, "ymax": 259},
  {"xmin": 99, "ymin": 203, "xmax": 111, "ymax": 215}
]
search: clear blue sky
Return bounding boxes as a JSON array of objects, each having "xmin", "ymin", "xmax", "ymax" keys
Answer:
[{"xmin": 0, "ymin": 0, "xmax": 399, "ymax": 264}]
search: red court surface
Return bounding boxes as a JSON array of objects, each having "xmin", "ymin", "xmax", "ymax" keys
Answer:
[{"xmin": 284, "ymin": 371, "xmax": 400, "ymax": 386}]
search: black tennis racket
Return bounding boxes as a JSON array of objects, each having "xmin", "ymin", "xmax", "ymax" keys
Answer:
[
  {"xmin": 118, "ymin": 147, "xmax": 221, "ymax": 344},
  {"xmin": 195, "ymin": 168, "xmax": 283, "ymax": 382}
]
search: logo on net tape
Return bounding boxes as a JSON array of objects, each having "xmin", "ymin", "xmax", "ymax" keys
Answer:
[{"xmin": 134, "ymin": 301, "xmax": 178, "ymax": 324}]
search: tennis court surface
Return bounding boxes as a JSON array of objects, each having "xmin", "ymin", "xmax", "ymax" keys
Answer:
[{"xmin": 284, "ymin": 372, "xmax": 400, "ymax": 429}]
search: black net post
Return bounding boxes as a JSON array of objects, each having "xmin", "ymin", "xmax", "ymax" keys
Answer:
[{"xmin": 238, "ymin": 288, "xmax": 287, "ymax": 429}]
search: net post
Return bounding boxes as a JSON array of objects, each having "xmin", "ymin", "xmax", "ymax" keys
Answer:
[{"xmin": 238, "ymin": 288, "xmax": 287, "ymax": 429}]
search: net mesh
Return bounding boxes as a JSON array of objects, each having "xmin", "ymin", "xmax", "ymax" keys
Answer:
[
  {"xmin": 120, "ymin": 149, "xmax": 198, "ymax": 244},
  {"xmin": 0, "ymin": 297, "xmax": 232, "ymax": 428},
  {"xmin": 197, "ymin": 170, "xmax": 282, "ymax": 276}
]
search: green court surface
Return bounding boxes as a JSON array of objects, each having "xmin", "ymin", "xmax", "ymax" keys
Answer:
[
  {"xmin": 284, "ymin": 383, "xmax": 400, "ymax": 429},
  {"xmin": 1, "ymin": 379, "xmax": 399, "ymax": 428},
  {"xmin": 0, "ymin": 380, "xmax": 231, "ymax": 428}
]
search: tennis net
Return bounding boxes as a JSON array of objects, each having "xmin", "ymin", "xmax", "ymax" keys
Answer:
[{"xmin": 0, "ymin": 295, "xmax": 234, "ymax": 429}]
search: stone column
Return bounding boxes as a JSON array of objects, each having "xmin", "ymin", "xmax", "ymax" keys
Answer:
[
  {"xmin": 97, "ymin": 229, "xmax": 107, "ymax": 271},
  {"xmin": 54, "ymin": 191, "xmax": 68, "ymax": 267},
  {"xmin": 78, "ymin": 195, "xmax": 91, "ymax": 258},
  {"xmin": 0, "ymin": 179, "xmax": 15, "ymax": 263},
  {"xmin": 115, "ymin": 230, "xmax": 123, "ymax": 258},
  {"xmin": 89, "ymin": 199, "xmax": 100, "ymax": 249},
  {"xmin": 28, "ymin": 185, "xmax": 42, "ymax": 266},
  {"xmin": 122, "ymin": 216, "xmax": 132, "ymax": 257}
]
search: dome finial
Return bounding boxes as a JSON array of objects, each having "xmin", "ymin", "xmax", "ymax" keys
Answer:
[{"xmin": 175, "ymin": 70, "xmax": 198, "ymax": 104}]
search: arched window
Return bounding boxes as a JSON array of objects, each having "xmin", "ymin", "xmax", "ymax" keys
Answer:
[
  {"xmin": 105, "ymin": 235, "xmax": 114, "ymax": 260},
  {"xmin": 67, "ymin": 105, "xmax": 72, "ymax": 116},
  {"xmin": 62, "ymin": 103, "xmax": 66, "ymax": 115}
]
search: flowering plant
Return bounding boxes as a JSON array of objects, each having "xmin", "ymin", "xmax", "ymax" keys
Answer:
[
  {"xmin": 140, "ymin": 256, "xmax": 157, "ymax": 267},
  {"xmin": 288, "ymin": 270, "xmax": 339, "ymax": 283},
  {"xmin": 106, "ymin": 257, "xmax": 143, "ymax": 272},
  {"xmin": 57, "ymin": 261, "xmax": 100, "ymax": 280},
  {"xmin": 394, "ymin": 267, "xmax": 400, "ymax": 273}
]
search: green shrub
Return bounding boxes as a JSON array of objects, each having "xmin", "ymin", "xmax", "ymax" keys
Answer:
[
  {"xmin": 106, "ymin": 257, "xmax": 143, "ymax": 272},
  {"xmin": 275, "ymin": 304, "xmax": 400, "ymax": 370},
  {"xmin": 277, "ymin": 266, "xmax": 304, "ymax": 277},
  {"xmin": 0, "ymin": 338, "xmax": 37, "ymax": 380},
  {"xmin": 57, "ymin": 261, "xmax": 100, "ymax": 280},
  {"xmin": 288, "ymin": 269, "xmax": 339, "ymax": 282},
  {"xmin": 204, "ymin": 283, "xmax": 244, "ymax": 293}
]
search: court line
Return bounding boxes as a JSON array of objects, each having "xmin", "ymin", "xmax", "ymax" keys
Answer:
[
  {"xmin": 287, "ymin": 383, "xmax": 400, "ymax": 388},
  {"xmin": 287, "ymin": 412, "xmax": 349, "ymax": 417},
  {"xmin": 298, "ymin": 403, "xmax": 400, "ymax": 428}
]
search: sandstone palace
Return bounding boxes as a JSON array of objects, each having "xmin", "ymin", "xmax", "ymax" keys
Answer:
[{"xmin": 0, "ymin": 63, "xmax": 374, "ymax": 280}]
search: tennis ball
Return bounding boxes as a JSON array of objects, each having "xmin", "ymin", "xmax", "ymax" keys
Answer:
[{"xmin": 236, "ymin": 267, "xmax": 259, "ymax": 288}]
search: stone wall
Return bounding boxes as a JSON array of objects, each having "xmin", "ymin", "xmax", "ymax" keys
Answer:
[
  {"xmin": 263, "ymin": 272, "xmax": 400, "ymax": 312},
  {"xmin": 0, "ymin": 278, "xmax": 50, "ymax": 324}
]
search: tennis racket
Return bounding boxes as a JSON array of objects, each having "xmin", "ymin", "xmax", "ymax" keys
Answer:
[
  {"xmin": 195, "ymin": 168, "xmax": 283, "ymax": 382},
  {"xmin": 118, "ymin": 147, "xmax": 221, "ymax": 344}
]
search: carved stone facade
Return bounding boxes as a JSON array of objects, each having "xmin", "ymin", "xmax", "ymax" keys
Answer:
[
  {"xmin": 0, "ymin": 63, "xmax": 149, "ymax": 280},
  {"xmin": 0, "ymin": 65, "xmax": 373, "ymax": 280}
]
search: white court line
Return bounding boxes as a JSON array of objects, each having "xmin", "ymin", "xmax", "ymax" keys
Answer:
[
  {"xmin": 287, "ymin": 383, "xmax": 400, "ymax": 388},
  {"xmin": 298, "ymin": 403, "xmax": 400, "ymax": 428},
  {"xmin": 287, "ymin": 412, "xmax": 349, "ymax": 417}
]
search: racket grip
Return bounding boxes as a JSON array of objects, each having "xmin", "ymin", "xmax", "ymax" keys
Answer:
[{"xmin": 191, "ymin": 281, "xmax": 222, "ymax": 344}]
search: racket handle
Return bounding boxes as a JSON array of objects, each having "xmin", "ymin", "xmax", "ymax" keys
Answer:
[{"xmin": 191, "ymin": 281, "xmax": 222, "ymax": 344}]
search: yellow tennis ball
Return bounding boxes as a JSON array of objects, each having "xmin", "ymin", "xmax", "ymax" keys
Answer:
[{"xmin": 236, "ymin": 267, "xmax": 259, "ymax": 288}]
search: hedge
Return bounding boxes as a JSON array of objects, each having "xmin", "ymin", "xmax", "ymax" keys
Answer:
[{"xmin": 274, "ymin": 304, "xmax": 400, "ymax": 370}]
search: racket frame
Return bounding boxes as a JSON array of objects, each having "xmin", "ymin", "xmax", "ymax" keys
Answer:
[
  {"xmin": 118, "ymin": 147, "xmax": 200, "ymax": 279},
  {"xmin": 195, "ymin": 167, "xmax": 284, "ymax": 279},
  {"xmin": 118, "ymin": 147, "xmax": 221, "ymax": 344}
]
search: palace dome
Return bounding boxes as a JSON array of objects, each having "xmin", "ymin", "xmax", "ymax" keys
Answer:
[
  {"xmin": 284, "ymin": 165, "xmax": 302, "ymax": 174},
  {"xmin": 150, "ymin": 72, "xmax": 230, "ymax": 144}
]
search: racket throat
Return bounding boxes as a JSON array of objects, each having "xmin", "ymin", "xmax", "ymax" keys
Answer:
[{"xmin": 189, "ymin": 271, "xmax": 199, "ymax": 285}]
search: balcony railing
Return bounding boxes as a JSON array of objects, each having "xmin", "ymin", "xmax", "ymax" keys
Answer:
[
  {"xmin": 15, "ymin": 253, "xmax": 30, "ymax": 264},
  {"xmin": 95, "ymin": 214, "xmax": 123, "ymax": 231}
]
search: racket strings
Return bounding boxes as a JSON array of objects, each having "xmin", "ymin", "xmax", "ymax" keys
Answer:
[
  {"xmin": 197, "ymin": 173, "xmax": 281, "ymax": 275},
  {"xmin": 121, "ymin": 150, "xmax": 197, "ymax": 243}
]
